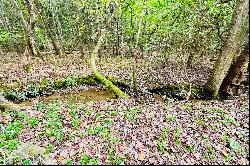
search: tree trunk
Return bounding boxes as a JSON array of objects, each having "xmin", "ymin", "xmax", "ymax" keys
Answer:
[
  {"xmin": 75, "ymin": 7, "xmax": 85, "ymax": 59},
  {"xmin": 34, "ymin": 0, "xmax": 62, "ymax": 57},
  {"xmin": 12, "ymin": 0, "xmax": 38, "ymax": 57},
  {"xmin": 90, "ymin": 32, "xmax": 129, "ymax": 99},
  {"xmin": 220, "ymin": 38, "xmax": 249, "ymax": 93},
  {"xmin": 26, "ymin": 0, "xmax": 41, "ymax": 57},
  {"xmin": 49, "ymin": 0, "xmax": 64, "ymax": 54},
  {"xmin": 132, "ymin": 4, "xmax": 144, "ymax": 93},
  {"xmin": 204, "ymin": 0, "xmax": 249, "ymax": 98}
]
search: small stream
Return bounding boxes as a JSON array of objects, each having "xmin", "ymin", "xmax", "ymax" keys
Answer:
[
  {"xmin": 41, "ymin": 89, "xmax": 116, "ymax": 103},
  {"xmin": 19, "ymin": 88, "xmax": 116, "ymax": 107}
]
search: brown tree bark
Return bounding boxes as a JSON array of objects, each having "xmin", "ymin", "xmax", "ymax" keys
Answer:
[
  {"xmin": 204, "ymin": 0, "xmax": 249, "ymax": 98},
  {"xmin": 220, "ymin": 39, "xmax": 249, "ymax": 94}
]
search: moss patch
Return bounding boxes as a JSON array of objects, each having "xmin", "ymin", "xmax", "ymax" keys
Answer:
[{"xmin": 1, "ymin": 75, "xmax": 130, "ymax": 103}]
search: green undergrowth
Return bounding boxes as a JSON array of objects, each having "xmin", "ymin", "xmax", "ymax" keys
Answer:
[
  {"xmin": 0, "ymin": 101, "xmax": 142, "ymax": 164},
  {"xmin": 0, "ymin": 75, "xmax": 129, "ymax": 103}
]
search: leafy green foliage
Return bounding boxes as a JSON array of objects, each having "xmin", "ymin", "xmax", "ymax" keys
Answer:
[
  {"xmin": 28, "ymin": 117, "xmax": 40, "ymax": 127},
  {"xmin": 205, "ymin": 144, "xmax": 216, "ymax": 160},
  {"xmin": 222, "ymin": 115, "xmax": 237, "ymax": 125},
  {"xmin": 7, "ymin": 140, "xmax": 19, "ymax": 150},
  {"xmin": 0, "ymin": 0, "xmax": 234, "ymax": 59},
  {"xmin": 1, "ymin": 120, "xmax": 24, "ymax": 140},
  {"xmin": 64, "ymin": 159, "xmax": 73, "ymax": 165},
  {"xmin": 22, "ymin": 159, "xmax": 31, "ymax": 165},
  {"xmin": 229, "ymin": 139, "xmax": 245, "ymax": 154},
  {"xmin": 80, "ymin": 154, "xmax": 91, "ymax": 165}
]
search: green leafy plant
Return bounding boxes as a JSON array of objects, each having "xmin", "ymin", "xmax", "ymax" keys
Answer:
[
  {"xmin": 29, "ymin": 117, "xmax": 40, "ymax": 127},
  {"xmin": 168, "ymin": 114, "xmax": 177, "ymax": 122},
  {"xmin": 110, "ymin": 110, "xmax": 118, "ymax": 116},
  {"xmin": 87, "ymin": 125, "xmax": 104, "ymax": 136},
  {"xmin": 4, "ymin": 90, "xmax": 27, "ymax": 102},
  {"xmin": 186, "ymin": 145, "xmax": 195, "ymax": 153},
  {"xmin": 23, "ymin": 63, "xmax": 33, "ymax": 73},
  {"xmin": 113, "ymin": 156, "xmax": 125, "ymax": 165},
  {"xmin": 18, "ymin": 112, "xmax": 28, "ymax": 121},
  {"xmin": 3, "ymin": 120, "xmax": 24, "ymax": 140},
  {"xmin": 46, "ymin": 143, "xmax": 55, "ymax": 153},
  {"xmin": 53, "ymin": 79, "xmax": 64, "ymax": 90},
  {"xmin": 36, "ymin": 101, "xmax": 46, "ymax": 111},
  {"xmin": 69, "ymin": 132, "xmax": 74, "ymax": 141},
  {"xmin": 79, "ymin": 131, "xmax": 85, "ymax": 138},
  {"xmin": 229, "ymin": 138, "xmax": 244, "ymax": 154},
  {"xmin": 156, "ymin": 128, "xmax": 169, "ymax": 152},
  {"xmin": 157, "ymin": 140, "xmax": 167, "ymax": 152},
  {"xmin": 89, "ymin": 158, "xmax": 99, "ymax": 165},
  {"xmin": 56, "ymin": 130, "xmax": 64, "ymax": 143},
  {"xmin": 22, "ymin": 159, "xmax": 31, "ymax": 165},
  {"xmin": 25, "ymin": 83, "xmax": 41, "ymax": 97},
  {"xmin": 108, "ymin": 146, "xmax": 115, "ymax": 162},
  {"xmin": 72, "ymin": 119, "xmax": 80, "ymax": 129},
  {"xmin": 65, "ymin": 159, "xmax": 73, "ymax": 165},
  {"xmin": 80, "ymin": 154, "xmax": 91, "ymax": 165},
  {"xmin": 7, "ymin": 140, "xmax": 19, "ymax": 150},
  {"xmin": 64, "ymin": 76, "xmax": 78, "ymax": 88},
  {"xmin": 208, "ymin": 108, "xmax": 225, "ymax": 114},
  {"xmin": 173, "ymin": 128, "xmax": 183, "ymax": 145},
  {"xmin": 222, "ymin": 116, "xmax": 237, "ymax": 126},
  {"xmin": 204, "ymin": 145, "xmax": 215, "ymax": 160},
  {"xmin": 224, "ymin": 156, "xmax": 234, "ymax": 162},
  {"xmin": 84, "ymin": 109, "xmax": 94, "ymax": 116}
]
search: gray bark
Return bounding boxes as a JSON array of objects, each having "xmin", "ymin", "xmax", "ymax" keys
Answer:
[{"xmin": 204, "ymin": 0, "xmax": 249, "ymax": 98}]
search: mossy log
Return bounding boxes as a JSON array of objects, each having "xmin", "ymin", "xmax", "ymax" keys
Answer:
[
  {"xmin": 89, "ymin": 33, "xmax": 129, "ymax": 99},
  {"xmin": 1, "ymin": 73, "xmax": 130, "ymax": 102}
]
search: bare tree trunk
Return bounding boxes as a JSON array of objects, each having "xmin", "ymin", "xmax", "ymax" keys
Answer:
[
  {"xmin": 132, "ymin": 2, "xmax": 145, "ymax": 93},
  {"xmin": 34, "ymin": 0, "xmax": 62, "ymax": 57},
  {"xmin": 26, "ymin": 0, "xmax": 41, "ymax": 57},
  {"xmin": 120, "ymin": 3, "xmax": 125, "ymax": 57},
  {"xmin": 49, "ymin": 0, "xmax": 64, "ymax": 54},
  {"xmin": 115, "ymin": 5, "xmax": 120, "ymax": 56},
  {"xmin": 204, "ymin": 0, "xmax": 249, "ymax": 98},
  {"xmin": 12, "ymin": 0, "xmax": 38, "ymax": 58},
  {"xmin": 220, "ymin": 38, "xmax": 249, "ymax": 93},
  {"xmin": 75, "ymin": 6, "xmax": 86, "ymax": 59}
]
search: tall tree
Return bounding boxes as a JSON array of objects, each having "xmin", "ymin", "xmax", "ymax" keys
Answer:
[
  {"xmin": 34, "ymin": 0, "xmax": 62, "ymax": 57},
  {"xmin": 204, "ymin": 0, "xmax": 249, "ymax": 98},
  {"xmin": 220, "ymin": 37, "xmax": 249, "ymax": 94},
  {"xmin": 132, "ymin": 0, "xmax": 145, "ymax": 93},
  {"xmin": 25, "ymin": 0, "xmax": 41, "ymax": 57},
  {"xmin": 12, "ymin": 0, "xmax": 39, "ymax": 57}
]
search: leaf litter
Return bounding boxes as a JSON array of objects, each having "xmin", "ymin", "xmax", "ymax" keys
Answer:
[{"xmin": 0, "ymin": 53, "xmax": 249, "ymax": 165}]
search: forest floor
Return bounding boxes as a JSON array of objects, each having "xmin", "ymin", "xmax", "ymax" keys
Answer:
[{"xmin": 0, "ymin": 52, "xmax": 249, "ymax": 165}]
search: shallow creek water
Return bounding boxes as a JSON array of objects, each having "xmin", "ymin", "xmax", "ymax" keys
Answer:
[{"xmin": 19, "ymin": 88, "xmax": 116, "ymax": 107}]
